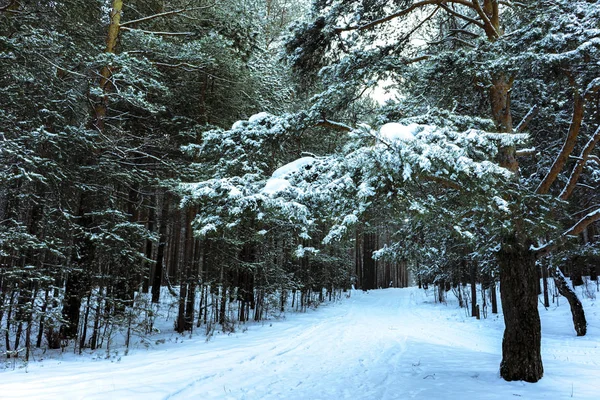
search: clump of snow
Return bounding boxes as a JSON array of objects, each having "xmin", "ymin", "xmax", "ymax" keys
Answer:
[
  {"xmin": 263, "ymin": 157, "xmax": 316, "ymax": 195},
  {"xmin": 231, "ymin": 120, "xmax": 246, "ymax": 130},
  {"xmin": 379, "ymin": 122, "xmax": 437, "ymax": 143},
  {"xmin": 263, "ymin": 178, "xmax": 291, "ymax": 194},
  {"xmin": 248, "ymin": 112, "xmax": 272, "ymax": 124},
  {"xmin": 272, "ymin": 157, "xmax": 315, "ymax": 179}
]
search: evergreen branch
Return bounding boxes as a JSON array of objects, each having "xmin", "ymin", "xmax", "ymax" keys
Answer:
[
  {"xmin": 588, "ymin": 155, "xmax": 600, "ymax": 164},
  {"xmin": 422, "ymin": 175, "xmax": 462, "ymax": 190},
  {"xmin": 119, "ymin": 4, "xmax": 215, "ymax": 28},
  {"xmin": 152, "ymin": 62, "xmax": 238, "ymax": 83},
  {"xmin": 559, "ymin": 126, "xmax": 600, "ymax": 200},
  {"xmin": 0, "ymin": 0, "xmax": 17, "ymax": 12}
]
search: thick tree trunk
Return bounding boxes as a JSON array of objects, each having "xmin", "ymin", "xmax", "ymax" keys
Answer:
[
  {"xmin": 553, "ymin": 268, "xmax": 587, "ymax": 336},
  {"xmin": 490, "ymin": 75, "xmax": 517, "ymax": 172},
  {"xmin": 498, "ymin": 237, "xmax": 543, "ymax": 382}
]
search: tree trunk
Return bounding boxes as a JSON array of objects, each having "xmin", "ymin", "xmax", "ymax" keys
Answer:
[
  {"xmin": 142, "ymin": 194, "xmax": 155, "ymax": 294},
  {"xmin": 151, "ymin": 197, "xmax": 169, "ymax": 304},
  {"xmin": 570, "ymin": 256, "xmax": 584, "ymax": 286},
  {"xmin": 498, "ymin": 237, "xmax": 543, "ymax": 382},
  {"xmin": 362, "ymin": 231, "xmax": 377, "ymax": 290},
  {"xmin": 490, "ymin": 75, "xmax": 517, "ymax": 172},
  {"xmin": 542, "ymin": 262, "xmax": 550, "ymax": 308},
  {"xmin": 554, "ymin": 268, "xmax": 587, "ymax": 336},
  {"xmin": 490, "ymin": 279, "xmax": 498, "ymax": 314},
  {"xmin": 470, "ymin": 261, "xmax": 478, "ymax": 318},
  {"xmin": 94, "ymin": 0, "xmax": 123, "ymax": 131}
]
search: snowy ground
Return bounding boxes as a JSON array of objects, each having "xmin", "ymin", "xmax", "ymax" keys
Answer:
[{"xmin": 1, "ymin": 286, "xmax": 599, "ymax": 399}]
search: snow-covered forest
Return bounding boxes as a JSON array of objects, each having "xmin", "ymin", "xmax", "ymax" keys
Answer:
[{"xmin": 1, "ymin": 0, "xmax": 600, "ymax": 396}]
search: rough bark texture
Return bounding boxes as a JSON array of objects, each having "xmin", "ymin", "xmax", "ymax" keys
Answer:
[
  {"xmin": 490, "ymin": 75, "xmax": 517, "ymax": 172},
  {"xmin": 498, "ymin": 236, "xmax": 543, "ymax": 382},
  {"xmin": 94, "ymin": 0, "xmax": 123, "ymax": 131},
  {"xmin": 554, "ymin": 268, "xmax": 587, "ymax": 336}
]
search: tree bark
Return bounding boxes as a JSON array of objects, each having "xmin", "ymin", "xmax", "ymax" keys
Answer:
[
  {"xmin": 151, "ymin": 197, "xmax": 169, "ymax": 304},
  {"xmin": 490, "ymin": 74, "xmax": 517, "ymax": 172},
  {"xmin": 553, "ymin": 268, "xmax": 587, "ymax": 336},
  {"xmin": 498, "ymin": 236, "xmax": 543, "ymax": 382},
  {"xmin": 362, "ymin": 231, "xmax": 377, "ymax": 290},
  {"xmin": 470, "ymin": 261, "xmax": 478, "ymax": 317},
  {"xmin": 94, "ymin": 0, "xmax": 124, "ymax": 131}
]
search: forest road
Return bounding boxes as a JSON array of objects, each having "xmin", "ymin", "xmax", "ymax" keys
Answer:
[{"xmin": 2, "ymin": 288, "xmax": 600, "ymax": 399}]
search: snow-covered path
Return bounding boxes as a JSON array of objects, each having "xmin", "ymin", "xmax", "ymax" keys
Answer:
[{"xmin": 2, "ymin": 288, "xmax": 600, "ymax": 399}]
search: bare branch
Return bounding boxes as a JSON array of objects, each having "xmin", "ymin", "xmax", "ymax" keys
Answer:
[
  {"xmin": 449, "ymin": 28, "xmax": 480, "ymax": 37},
  {"xmin": 315, "ymin": 119, "xmax": 353, "ymax": 132},
  {"xmin": 515, "ymin": 105, "xmax": 538, "ymax": 133},
  {"xmin": 515, "ymin": 148, "xmax": 536, "ymax": 157},
  {"xmin": 536, "ymin": 80, "xmax": 585, "ymax": 194},
  {"xmin": 119, "ymin": 5, "xmax": 215, "ymax": 28},
  {"xmin": 499, "ymin": 1, "xmax": 528, "ymax": 7},
  {"xmin": 564, "ymin": 208, "xmax": 600, "ymax": 238},
  {"xmin": 422, "ymin": 175, "xmax": 462, "ymax": 190},
  {"xmin": 429, "ymin": 36, "xmax": 476, "ymax": 48},
  {"xmin": 534, "ymin": 207, "xmax": 600, "ymax": 258},
  {"xmin": 439, "ymin": 3, "xmax": 484, "ymax": 29},
  {"xmin": 471, "ymin": 0, "xmax": 500, "ymax": 39},
  {"xmin": 153, "ymin": 61, "xmax": 204, "ymax": 71},
  {"xmin": 335, "ymin": 0, "xmax": 478, "ymax": 33},
  {"xmin": 559, "ymin": 126, "xmax": 600, "ymax": 200},
  {"xmin": 400, "ymin": 6, "xmax": 441, "ymax": 42},
  {"xmin": 584, "ymin": 77, "xmax": 600, "ymax": 100},
  {"xmin": 120, "ymin": 26, "xmax": 194, "ymax": 36}
]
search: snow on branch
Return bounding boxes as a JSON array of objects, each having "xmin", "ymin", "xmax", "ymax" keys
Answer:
[
  {"xmin": 534, "ymin": 208, "xmax": 600, "ymax": 258},
  {"xmin": 515, "ymin": 105, "xmax": 538, "ymax": 133},
  {"xmin": 564, "ymin": 208, "xmax": 600, "ymax": 238},
  {"xmin": 334, "ymin": 0, "xmax": 478, "ymax": 33},
  {"xmin": 559, "ymin": 126, "xmax": 600, "ymax": 200},
  {"xmin": 119, "ymin": 4, "xmax": 215, "ymax": 28},
  {"xmin": 536, "ymin": 90, "xmax": 585, "ymax": 194},
  {"xmin": 315, "ymin": 119, "xmax": 352, "ymax": 132}
]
